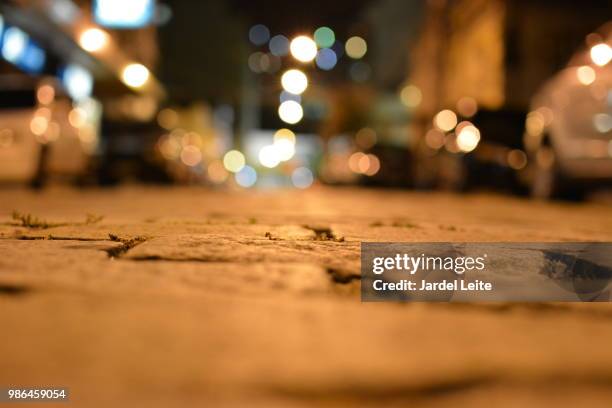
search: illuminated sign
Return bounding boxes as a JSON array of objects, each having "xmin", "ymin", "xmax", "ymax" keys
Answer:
[
  {"xmin": 94, "ymin": 0, "xmax": 155, "ymax": 28},
  {"xmin": 1, "ymin": 26, "xmax": 46, "ymax": 74}
]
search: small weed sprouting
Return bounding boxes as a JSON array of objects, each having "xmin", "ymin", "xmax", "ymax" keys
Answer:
[
  {"xmin": 11, "ymin": 211, "xmax": 104, "ymax": 229},
  {"xmin": 12, "ymin": 211, "xmax": 62, "ymax": 229}
]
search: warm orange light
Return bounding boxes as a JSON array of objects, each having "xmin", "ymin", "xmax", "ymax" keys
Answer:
[
  {"xmin": 576, "ymin": 65, "xmax": 596, "ymax": 85},
  {"xmin": 79, "ymin": 28, "xmax": 108, "ymax": 52},
  {"xmin": 433, "ymin": 109, "xmax": 457, "ymax": 132},
  {"xmin": 121, "ymin": 63, "xmax": 150, "ymax": 88},
  {"xmin": 37, "ymin": 85, "xmax": 55, "ymax": 105}
]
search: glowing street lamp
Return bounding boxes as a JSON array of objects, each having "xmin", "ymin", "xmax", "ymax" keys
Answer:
[
  {"xmin": 456, "ymin": 124, "xmax": 481, "ymax": 152},
  {"xmin": 590, "ymin": 43, "xmax": 612, "ymax": 66},
  {"xmin": 278, "ymin": 100, "xmax": 303, "ymax": 124},
  {"xmin": 79, "ymin": 28, "xmax": 108, "ymax": 52},
  {"xmin": 290, "ymin": 36, "xmax": 317, "ymax": 62},
  {"xmin": 121, "ymin": 63, "xmax": 150, "ymax": 88},
  {"xmin": 281, "ymin": 69, "xmax": 308, "ymax": 95}
]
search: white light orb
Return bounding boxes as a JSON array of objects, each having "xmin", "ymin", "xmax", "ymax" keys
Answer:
[
  {"xmin": 258, "ymin": 145, "xmax": 281, "ymax": 168},
  {"xmin": 590, "ymin": 43, "xmax": 612, "ymax": 66},
  {"xmin": 121, "ymin": 63, "xmax": 150, "ymax": 88},
  {"xmin": 290, "ymin": 35, "xmax": 317, "ymax": 62},
  {"xmin": 278, "ymin": 100, "xmax": 303, "ymax": 124},
  {"xmin": 281, "ymin": 69, "xmax": 308, "ymax": 95},
  {"xmin": 456, "ymin": 125, "xmax": 481, "ymax": 152},
  {"xmin": 273, "ymin": 138, "xmax": 295, "ymax": 161}
]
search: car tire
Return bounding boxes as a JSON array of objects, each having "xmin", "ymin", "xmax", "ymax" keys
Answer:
[
  {"xmin": 530, "ymin": 146, "xmax": 584, "ymax": 201},
  {"xmin": 530, "ymin": 158, "xmax": 557, "ymax": 199}
]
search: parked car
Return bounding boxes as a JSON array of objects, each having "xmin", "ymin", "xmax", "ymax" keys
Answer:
[
  {"xmin": 0, "ymin": 82, "xmax": 40, "ymax": 183},
  {"xmin": 521, "ymin": 26, "xmax": 612, "ymax": 199},
  {"xmin": 0, "ymin": 75, "xmax": 91, "ymax": 186}
]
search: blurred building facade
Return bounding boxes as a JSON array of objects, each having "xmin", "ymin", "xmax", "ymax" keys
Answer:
[
  {"xmin": 410, "ymin": 0, "xmax": 612, "ymax": 115},
  {"xmin": 0, "ymin": 0, "xmax": 167, "ymax": 184},
  {"xmin": 402, "ymin": 0, "xmax": 612, "ymax": 191}
]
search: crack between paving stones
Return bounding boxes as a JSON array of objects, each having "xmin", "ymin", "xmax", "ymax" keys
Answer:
[
  {"xmin": 105, "ymin": 234, "xmax": 148, "ymax": 258},
  {"xmin": 7, "ymin": 233, "xmax": 148, "ymax": 259}
]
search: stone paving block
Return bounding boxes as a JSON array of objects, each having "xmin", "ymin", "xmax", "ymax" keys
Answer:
[{"xmin": 0, "ymin": 187, "xmax": 611, "ymax": 406}]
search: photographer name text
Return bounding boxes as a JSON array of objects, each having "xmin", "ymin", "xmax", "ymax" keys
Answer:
[{"xmin": 372, "ymin": 278, "xmax": 493, "ymax": 291}]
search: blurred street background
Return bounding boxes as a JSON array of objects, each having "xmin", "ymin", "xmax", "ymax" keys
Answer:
[
  {"xmin": 1, "ymin": 0, "xmax": 612, "ymax": 406},
  {"xmin": 0, "ymin": 0, "xmax": 611, "ymax": 198}
]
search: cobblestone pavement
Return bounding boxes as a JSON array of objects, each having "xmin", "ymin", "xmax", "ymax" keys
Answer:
[{"xmin": 0, "ymin": 186, "xmax": 611, "ymax": 407}]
